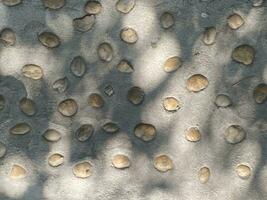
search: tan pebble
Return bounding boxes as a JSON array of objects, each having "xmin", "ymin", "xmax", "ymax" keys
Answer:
[
  {"xmin": 185, "ymin": 127, "xmax": 201, "ymax": 142},
  {"xmin": 48, "ymin": 153, "xmax": 64, "ymax": 167},
  {"xmin": 53, "ymin": 77, "xmax": 68, "ymax": 93},
  {"xmin": 19, "ymin": 98, "xmax": 36, "ymax": 116},
  {"xmin": 0, "ymin": 28, "xmax": 16, "ymax": 46},
  {"xmin": 22, "ymin": 64, "xmax": 43, "ymax": 80},
  {"xmin": 116, "ymin": 0, "xmax": 135, "ymax": 14},
  {"xmin": 236, "ymin": 164, "xmax": 251, "ymax": 179},
  {"xmin": 160, "ymin": 12, "xmax": 174, "ymax": 29},
  {"xmin": 120, "ymin": 27, "xmax": 138, "ymax": 44},
  {"xmin": 42, "ymin": 0, "xmax": 65, "ymax": 9},
  {"xmin": 154, "ymin": 155, "xmax": 174, "ymax": 172},
  {"xmin": 134, "ymin": 123, "xmax": 156, "ymax": 142},
  {"xmin": 232, "ymin": 44, "xmax": 255, "ymax": 65},
  {"xmin": 186, "ymin": 74, "xmax": 208, "ymax": 92},
  {"xmin": 228, "ymin": 14, "xmax": 244, "ymax": 30},
  {"xmin": 163, "ymin": 97, "xmax": 181, "ymax": 112},
  {"xmin": 253, "ymin": 83, "xmax": 267, "ymax": 104},
  {"xmin": 58, "ymin": 99, "xmax": 78, "ymax": 117},
  {"xmin": 0, "ymin": 142, "xmax": 6, "ymax": 158},
  {"xmin": 224, "ymin": 125, "xmax": 246, "ymax": 144},
  {"xmin": 10, "ymin": 164, "xmax": 27, "ymax": 179},
  {"xmin": 76, "ymin": 124, "xmax": 94, "ymax": 142},
  {"xmin": 215, "ymin": 94, "xmax": 232, "ymax": 107},
  {"xmin": 127, "ymin": 86, "xmax": 145, "ymax": 105},
  {"xmin": 70, "ymin": 56, "xmax": 87, "ymax": 77},
  {"xmin": 38, "ymin": 32, "xmax": 60, "ymax": 48},
  {"xmin": 10, "ymin": 123, "xmax": 31, "ymax": 135},
  {"xmin": 2, "ymin": 0, "xmax": 22, "ymax": 6},
  {"xmin": 88, "ymin": 93, "xmax": 104, "ymax": 108},
  {"xmin": 198, "ymin": 167, "xmax": 210, "ymax": 183},
  {"xmin": 112, "ymin": 154, "xmax": 130, "ymax": 169},
  {"xmin": 97, "ymin": 42, "xmax": 113, "ymax": 62},
  {"xmin": 73, "ymin": 162, "xmax": 92, "ymax": 178},
  {"xmin": 73, "ymin": 15, "xmax": 95, "ymax": 32},
  {"xmin": 0, "ymin": 95, "xmax": 5, "ymax": 111},
  {"xmin": 102, "ymin": 122, "xmax": 119, "ymax": 133},
  {"xmin": 84, "ymin": 1, "xmax": 102, "ymax": 14},
  {"xmin": 202, "ymin": 27, "xmax": 217, "ymax": 45},
  {"xmin": 43, "ymin": 129, "xmax": 61, "ymax": 142},
  {"xmin": 164, "ymin": 56, "xmax": 182, "ymax": 73},
  {"xmin": 117, "ymin": 60, "xmax": 134, "ymax": 73}
]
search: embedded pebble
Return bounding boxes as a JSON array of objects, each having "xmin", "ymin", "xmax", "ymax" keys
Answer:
[
  {"xmin": 10, "ymin": 164, "xmax": 27, "ymax": 179},
  {"xmin": 38, "ymin": 32, "xmax": 60, "ymax": 48},
  {"xmin": 127, "ymin": 86, "xmax": 145, "ymax": 105},
  {"xmin": 163, "ymin": 97, "xmax": 181, "ymax": 112},
  {"xmin": 104, "ymin": 85, "xmax": 114, "ymax": 97},
  {"xmin": 198, "ymin": 167, "xmax": 210, "ymax": 183},
  {"xmin": 112, "ymin": 154, "xmax": 130, "ymax": 169},
  {"xmin": 228, "ymin": 14, "xmax": 244, "ymax": 30},
  {"xmin": 0, "ymin": 28, "xmax": 16, "ymax": 46},
  {"xmin": 160, "ymin": 12, "xmax": 174, "ymax": 29},
  {"xmin": 0, "ymin": 95, "xmax": 5, "ymax": 111},
  {"xmin": 0, "ymin": 142, "xmax": 6, "ymax": 158},
  {"xmin": 185, "ymin": 127, "xmax": 201, "ymax": 142},
  {"xmin": 232, "ymin": 45, "xmax": 255, "ymax": 65},
  {"xmin": 153, "ymin": 155, "xmax": 174, "ymax": 172},
  {"xmin": 2, "ymin": 0, "xmax": 22, "ymax": 6},
  {"xmin": 134, "ymin": 123, "xmax": 156, "ymax": 142},
  {"xmin": 53, "ymin": 77, "xmax": 68, "ymax": 93},
  {"xmin": 120, "ymin": 27, "xmax": 138, "ymax": 44},
  {"xmin": 73, "ymin": 15, "xmax": 95, "ymax": 32},
  {"xmin": 42, "ymin": 0, "xmax": 65, "ymax": 9},
  {"xmin": 43, "ymin": 129, "xmax": 61, "ymax": 142},
  {"xmin": 19, "ymin": 98, "xmax": 36, "ymax": 116},
  {"xmin": 117, "ymin": 60, "xmax": 134, "ymax": 73},
  {"xmin": 102, "ymin": 122, "xmax": 119, "ymax": 133},
  {"xmin": 70, "ymin": 56, "xmax": 87, "ymax": 77},
  {"xmin": 88, "ymin": 93, "xmax": 104, "ymax": 108},
  {"xmin": 10, "ymin": 123, "xmax": 31, "ymax": 135},
  {"xmin": 97, "ymin": 43, "xmax": 113, "ymax": 62},
  {"xmin": 48, "ymin": 153, "xmax": 64, "ymax": 167},
  {"xmin": 22, "ymin": 64, "xmax": 43, "ymax": 80},
  {"xmin": 215, "ymin": 94, "xmax": 232, "ymax": 107},
  {"xmin": 252, "ymin": 0, "xmax": 264, "ymax": 7},
  {"xmin": 116, "ymin": 0, "xmax": 135, "ymax": 14},
  {"xmin": 253, "ymin": 83, "xmax": 267, "ymax": 104},
  {"xmin": 164, "ymin": 56, "xmax": 182, "ymax": 73},
  {"xmin": 224, "ymin": 125, "xmax": 246, "ymax": 144},
  {"xmin": 236, "ymin": 164, "xmax": 251, "ymax": 179},
  {"xmin": 76, "ymin": 124, "xmax": 94, "ymax": 142},
  {"xmin": 186, "ymin": 74, "xmax": 209, "ymax": 92},
  {"xmin": 202, "ymin": 27, "xmax": 217, "ymax": 45},
  {"xmin": 84, "ymin": 1, "xmax": 102, "ymax": 14},
  {"xmin": 73, "ymin": 162, "xmax": 92, "ymax": 178},
  {"xmin": 58, "ymin": 99, "xmax": 78, "ymax": 117}
]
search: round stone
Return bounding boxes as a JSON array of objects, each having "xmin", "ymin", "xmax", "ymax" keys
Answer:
[
  {"xmin": 42, "ymin": 0, "xmax": 65, "ymax": 9},
  {"xmin": 22, "ymin": 64, "xmax": 43, "ymax": 80},
  {"xmin": 215, "ymin": 94, "xmax": 232, "ymax": 107},
  {"xmin": 153, "ymin": 155, "xmax": 174, "ymax": 172},
  {"xmin": 164, "ymin": 56, "xmax": 182, "ymax": 73},
  {"xmin": 102, "ymin": 122, "xmax": 119, "ymax": 133},
  {"xmin": 0, "ymin": 95, "xmax": 5, "ymax": 111},
  {"xmin": 232, "ymin": 44, "xmax": 255, "ymax": 65},
  {"xmin": 0, "ymin": 142, "xmax": 6, "ymax": 158},
  {"xmin": 53, "ymin": 77, "xmax": 68, "ymax": 93},
  {"xmin": 43, "ymin": 129, "xmax": 61, "ymax": 142},
  {"xmin": 202, "ymin": 27, "xmax": 217, "ymax": 45},
  {"xmin": 127, "ymin": 86, "xmax": 145, "ymax": 105},
  {"xmin": 73, "ymin": 15, "xmax": 95, "ymax": 32},
  {"xmin": 160, "ymin": 12, "xmax": 174, "ymax": 29},
  {"xmin": 10, "ymin": 123, "xmax": 31, "ymax": 135},
  {"xmin": 2, "ymin": 0, "xmax": 21, "ymax": 6},
  {"xmin": 116, "ymin": 0, "xmax": 135, "ymax": 14},
  {"xmin": 76, "ymin": 124, "xmax": 94, "ymax": 142},
  {"xmin": 73, "ymin": 162, "xmax": 92, "ymax": 178},
  {"xmin": 112, "ymin": 154, "xmax": 130, "ymax": 169},
  {"xmin": 70, "ymin": 56, "xmax": 87, "ymax": 77},
  {"xmin": 253, "ymin": 83, "xmax": 267, "ymax": 104},
  {"xmin": 198, "ymin": 167, "xmax": 210, "ymax": 183},
  {"xmin": 185, "ymin": 127, "xmax": 201, "ymax": 142},
  {"xmin": 117, "ymin": 60, "xmax": 134, "ymax": 73},
  {"xmin": 88, "ymin": 93, "xmax": 104, "ymax": 108},
  {"xmin": 228, "ymin": 14, "xmax": 244, "ymax": 30},
  {"xmin": 10, "ymin": 164, "xmax": 27, "ymax": 179},
  {"xmin": 0, "ymin": 28, "xmax": 16, "ymax": 46},
  {"xmin": 224, "ymin": 125, "xmax": 246, "ymax": 144},
  {"xmin": 19, "ymin": 98, "xmax": 36, "ymax": 116},
  {"xmin": 163, "ymin": 97, "xmax": 181, "ymax": 112},
  {"xmin": 186, "ymin": 74, "xmax": 209, "ymax": 92},
  {"xmin": 58, "ymin": 99, "xmax": 78, "ymax": 117},
  {"xmin": 236, "ymin": 164, "xmax": 251, "ymax": 179},
  {"xmin": 134, "ymin": 123, "xmax": 156, "ymax": 142},
  {"xmin": 48, "ymin": 153, "xmax": 64, "ymax": 167},
  {"xmin": 97, "ymin": 42, "xmax": 113, "ymax": 62},
  {"xmin": 84, "ymin": 1, "xmax": 102, "ymax": 14},
  {"xmin": 120, "ymin": 27, "xmax": 138, "ymax": 44},
  {"xmin": 38, "ymin": 32, "xmax": 60, "ymax": 48}
]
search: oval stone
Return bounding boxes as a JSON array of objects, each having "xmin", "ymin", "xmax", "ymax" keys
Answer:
[
  {"xmin": 73, "ymin": 15, "xmax": 95, "ymax": 32},
  {"xmin": 22, "ymin": 64, "xmax": 43, "ymax": 80},
  {"xmin": 53, "ymin": 77, "xmax": 68, "ymax": 93},
  {"xmin": 117, "ymin": 60, "xmax": 134, "ymax": 73},
  {"xmin": 0, "ymin": 28, "xmax": 16, "ymax": 46},
  {"xmin": 102, "ymin": 122, "xmax": 119, "ymax": 133},
  {"xmin": 120, "ymin": 27, "xmax": 138, "ymax": 44},
  {"xmin": 186, "ymin": 74, "xmax": 209, "ymax": 92},
  {"xmin": 19, "ymin": 98, "xmax": 36, "ymax": 116},
  {"xmin": 43, "ymin": 129, "xmax": 61, "ymax": 142},
  {"xmin": 42, "ymin": 0, "xmax": 65, "ymax": 9},
  {"xmin": 76, "ymin": 124, "xmax": 94, "ymax": 142},
  {"xmin": 38, "ymin": 32, "xmax": 60, "ymax": 48},
  {"xmin": 134, "ymin": 123, "xmax": 156, "ymax": 142},
  {"xmin": 2, "ymin": 0, "xmax": 22, "ymax": 6},
  {"xmin": 253, "ymin": 83, "xmax": 267, "ymax": 104},
  {"xmin": 202, "ymin": 27, "xmax": 217, "ymax": 45},
  {"xmin": 58, "ymin": 99, "xmax": 78, "ymax": 117},
  {"xmin": 232, "ymin": 44, "xmax": 255, "ymax": 65},
  {"xmin": 228, "ymin": 14, "xmax": 244, "ymax": 30},
  {"xmin": 0, "ymin": 142, "xmax": 6, "ymax": 158},
  {"xmin": 70, "ymin": 56, "xmax": 87, "ymax": 77},
  {"xmin": 215, "ymin": 94, "xmax": 232, "ymax": 107},
  {"xmin": 10, "ymin": 123, "xmax": 31, "ymax": 135},
  {"xmin": 164, "ymin": 56, "xmax": 182, "ymax": 73},
  {"xmin": 48, "ymin": 153, "xmax": 64, "ymax": 167},
  {"xmin": 73, "ymin": 162, "xmax": 92, "ymax": 178},
  {"xmin": 163, "ymin": 97, "xmax": 181, "ymax": 112},
  {"xmin": 198, "ymin": 167, "xmax": 210, "ymax": 183},
  {"xmin": 97, "ymin": 42, "xmax": 113, "ymax": 62},
  {"xmin": 88, "ymin": 93, "xmax": 104, "ymax": 108},
  {"xmin": 10, "ymin": 164, "xmax": 27, "ymax": 179},
  {"xmin": 116, "ymin": 0, "xmax": 135, "ymax": 14},
  {"xmin": 127, "ymin": 86, "xmax": 145, "ymax": 105},
  {"xmin": 0, "ymin": 95, "xmax": 5, "ymax": 111},
  {"xmin": 185, "ymin": 127, "xmax": 201, "ymax": 142},
  {"xmin": 84, "ymin": 1, "xmax": 102, "ymax": 14},
  {"xmin": 160, "ymin": 12, "xmax": 174, "ymax": 29},
  {"xmin": 154, "ymin": 155, "xmax": 174, "ymax": 172},
  {"xmin": 236, "ymin": 164, "xmax": 251, "ymax": 179},
  {"xmin": 224, "ymin": 125, "xmax": 246, "ymax": 144},
  {"xmin": 112, "ymin": 154, "xmax": 130, "ymax": 169}
]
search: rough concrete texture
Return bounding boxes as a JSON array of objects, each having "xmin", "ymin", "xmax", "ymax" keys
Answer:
[{"xmin": 0, "ymin": 0, "xmax": 267, "ymax": 199}]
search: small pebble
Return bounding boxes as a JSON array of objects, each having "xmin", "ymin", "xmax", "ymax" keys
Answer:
[
  {"xmin": 236, "ymin": 164, "xmax": 251, "ymax": 179},
  {"xmin": 120, "ymin": 27, "xmax": 138, "ymax": 44},
  {"xmin": 97, "ymin": 42, "xmax": 113, "ymax": 62},
  {"xmin": 104, "ymin": 85, "xmax": 114, "ymax": 97},
  {"xmin": 224, "ymin": 125, "xmax": 246, "ymax": 144},
  {"xmin": 19, "ymin": 98, "xmax": 37, "ymax": 116},
  {"xmin": 2, "ymin": 0, "xmax": 22, "ymax": 6},
  {"xmin": 198, "ymin": 167, "xmax": 210, "ymax": 183},
  {"xmin": 116, "ymin": 0, "xmax": 135, "ymax": 14},
  {"xmin": 0, "ymin": 28, "xmax": 16, "ymax": 46},
  {"xmin": 185, "ymin": 127, "xmax": 201, "ymax": 142},
  {"xmin": 164, "ymin": 56, "xmax": 182, "ymax": 73},
  {"xmin": 0, "ymin": 142, "xmax": 7, "ymax": 158},
  {"xmin": 53, "ymin": 77, "xmax": 68, "ymax": 93},
  {"xmin": 232, "ymin": 44, "xmax": 255, "ymax": 65},
  {"xmin": 253, "ymin": 83, "xmax": 267, "ymax": 104},
  {"xmin": 127, "ymin": 86, "xmax": 145, "ymax": 105},
  {"xmin": 154, "ymin": 155, "xmax": 174, "ymax": 172},
  {"xmin": 43, "ymin": 129, "xmax": 61, "ymax": 142},
  {"xmin": 251, "ymin": 0, "xmax": 264, "ymax": 7},
  {"xmin": 228, "ymin": 14, "xmax": 244, "ymax": 30},
  {"xmin": 76, "ymin": 124, "xmax": 94, "ymax": 142},
  {"xmin": 73, "ymin": 15, "xmax": 95, "ymax": 32},
  {"xmin": 84, "ymin": 1, "xmax": 102, "ymax": 14},
  {"xmin": 186, "ymin": 74, "xmax": 209, "ymax": 92},
  {"xmin": 215, "ymin": 94, "xmax": 232, "ymax": 107},
  {"xmin": 134, "ymin": 123, "xmax": 156, "ymax": 142},
  {"xmin": 117, "ymin": 60, "xmax": 134, "ymax": 73},
  {"xmin": 163, "ymin": 97, "xmax": 181, "ymax": 112},
  {"xmin": 22, "ymin": 64, "xmax": 43, "ymax": 80},
  {"xmin": 102, "ymin": 122, "xmax": 119, "ymax": 133},
  {"xmin": 112, "ymin": 154, "xmax": 130, "ymax": 169},
  {"xmin": 58, "ymin": 99, "xmax": 78, "ymax": 117},
  {"xmin": 48, "ymin": 153, "xmax": 64, "ymax": 167},
  {"xmin": 38, "ymin": 32, "xmax": 60, "ymax": 48},
  {"xmin": 88, "ymin": 93, "xmax": 104, "ymax": 108},
  {"xmin": 10, "ymin": 123, "xmax": 31, "ymax": 135},
  {"xmin": 202, "ymin": 27, "xmax": 217, "ymax": 45},
  {"xmin": 10, "ymin": 164, "xmax": 27, "ymax": 179},
  {"xmin": 73, "ymin": 162, "xmax": 92, "ymax": 178},
  {"xmin": 160, "ymin": 12, "xmax": 174, "ymax": 29},
  {"xmin": 42, "ymin": 0, "xmax": 65, "ymax": 9},
  {"xmin": 70, "ymin": 56, "xmax": 87, "ymax": 77}
]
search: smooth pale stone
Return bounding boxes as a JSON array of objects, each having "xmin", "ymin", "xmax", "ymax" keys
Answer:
[
  {"xmin": 38, "ymin": 32, "xmax": 60, "ymax": 48},
  {"xmin": 228, "ymin": 14, "xmax": 244, "ymax": 30},
  {"xmin": 73, "ymin": 162, "xmax": 92, "ymax": 178},
  {"xmin": 198, "ymin": 167, "xmax": 210, "ymax": 183},
  {"xmin": 185, "ymin": 127, "xmax": 201, "ymax": 142},
  {"xmin": 164, "ymin": 56, "xmax": 182, "ymax": 73},
  {"xmin": 73, "ymin": 15, "xmax": 95, "ymax": 32},
  {"xmin": 116, "ymin": 0, "xmax": 135, "ymax": 14},
  {"xmin": 253, "ymin": 83, "xmax": 267, "ymax": 104},
  {"xmin": 84, "ymin": 1, "xmax": 102, "ymax": 14},
  {"xmin": 10, "ymin": 164, "xmax": 27, "ymax": 179},
  {"xmin": 0, "ymin": 142, "xmax": 6, "ymax": 158},
  {"xmin": 252, "ymin": 0, "xmax": 264, "ymax": 7},
  {"xmin": 117, "ymin": 60, "xmax": 134, "ymax": 73},
  {"xmin": 202, "ymin": 27, "xmax": 217, "ymax": 45},
  {"xmin": 2, "ymin": 0, "xmax": 22, "ymax": 6},
  {"xmin": 48, "ymin": 153, "xmax": 64, "ymax": 167},
  {"xmin": 104, "ymin": 85, "xmax": 114, "ymax": 96},
  {"xmin": 163, "ymin": 97, "xmax": 181, "ymax": 112},
  {"xmin": 232, "ymin": 44, "xmax": 255, "ymax": 65},
  {"xmin": 0, "ymin": 95, "xmax": 5, "ymax": 111},
  {"xmin": 186, "ymin": 74, "xmax": 209, "ymax": 92},
  {"xmin": 120, "ymin": 27, "xmax": 138, "ymax": 44},
  {"xmin": 53, "ymin": 77, "xmax": 68, "ymax": 93},
  {"xmin": 43, "ymin": 129, "xmax": 61, "ymax": 142},
  {"xmin": 0, "ymin": 28, "xmax": 16, "ymax": 46},
  {"xmin": 58, "ymin": 99, "xmax": 78, "ymax": 117},
  {"xmin": 76, "ymin": 124, "xmax": 94, "ymax": 142},
  {"xmin": 134, "ymin": 123, "xmax": 156, "ymax": 142},
  {"xmin": 22, "ymin": 64, "xmax": 43, "ymax": 80},
  {"xmin": 42, "ymin": 0, "xmax": 65, "ymax": 9},
  {"xmin": 97, "ymin": 42, "xmax": 113, "ymax": 62},
  {"xmin": 70, "ymin": 56, "xmax": 87, "ymax": 77},
  {"xmin": 160, "ymin": 12, "xmax": 174, "ymax": 29},
  {"xmin": 236, "ymin": 164, "xmax": 251, "ymax": 179},
  {"xmin": 19, "ymin": 98, "xmax": 36, "ymax": 116},
  {"xmin": 224, "ymin": 125, "xmax": 246, "ymax": 144},
  {"xmin": 127, "ymin": 86, "xmax": 145, "ymax": 105},
  {"xmin": 112, "ymin": 154, "xmax": 130, "ymax": 169},
  {"xmin": 215, "ymin": 94, "xmax": 232, "ymax": 107},
  {"xmin": 88, "ymin": 93, "xmax": 104, "ymax": 108},
  {"xmin": 102, "ymin": 122, "xmax": 119, "ymax": 133},
  {"xmin": 153, "ymin": 155, "xmax": 174, "ymax": 172},
  {"xmin": 10, "ymin": 123, "xmax": 31, "ymax": 135}
]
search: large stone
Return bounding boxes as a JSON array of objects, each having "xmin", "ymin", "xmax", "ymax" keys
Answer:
[
  {"xmin": 202, "ymin": 27, "xmax": 217, "ymax": 45},
  {"xmin": 70, "ymin": 56, "xmax": 87, "ymax": 77},
  {"xmin": 48, "ymin": 153, "xmax": 64, "ymax": 167},
  {"xmin": 185, "ymin": 127, "xmax": 201, "ymax": 142},
  {"xmin": 198, "ymin": 167, "xmax": 210, "ymax": 183},
  {"xmin": 228, "ymin": 14, "xmax": 244, "ymax": 30},
  {"xmin": 117, "ymin": 60, "xmax": 134, "ymax": 73},
  {"xmin": 215, "ymin": 94, "xmax": 232, "ymax": 108},
  {"xmin": 112, "ymin": 154, "xmax": 130, "ymax": 169},
  {"xmin": 97, "ymin": 43, "xmax": 113, "ymax": 62},
  {"xmin": 42, "ymin": 0, "xmax": 65, "ymax": 9},
  {"xmin": 10, "ymin": 123, "xmax": 31, "ymax": 135},
  {"xmin": 160, "ymin": 12, "xmax": 174, "ymax": 29},
  {"xmin": 236, "ymin": 164, "xmax": 251, "ymax": 179},
  {"xmin": 84, "ymin": 1, "xmax": 102, "ymax": 15},
  {"xmin": 73, "ymin": 162, "xmax": 92, "ymax": 178},
  {"xmin": 120, "ymin": 27, "xmax": 138, "ymax": 44},
  {"xmin": 153, "ymin": 155, "xmax": 174, "ymax": 172},
  {"xmin": 2, "ymin": 0, "xmax": 22, "ymax": 6},
  {"xmin": 58, "ymin": 99, "xmax": 78, "ymax": 117},
  {"xmin": 0, "ymin": 142, "xmax": 6, "ymax": 158},
  {"xmin": 134, "ymin": 123, "xmax": 156, "ymax": 142},
  {"xmin": 0, "ymin": 95, "xmax": 5, "ymax": 111},
  {"xmin": 102, "ymin": 122, "xmax": 119, "ymax": 133},
  {"xmin": 232, "ymin": 45, "xmax": 255, "ymax": 65},
  {"xmin": 53, "ymin": 77, "xmax": 68, "ymax": 93},
  {"xmin": 73, "ymin": 15, "xmax": 95, "ymax": 32},
  {"xmin": 22, "ymin": 64, "xmax": 43, "ymax": 80},
  {"xmin": 253, "ymin": 83, "xmax": 267, "ymax": 104},
  {"xmin": 88, "ymin": 93, "xmax": 104, "ymax": 108},
  {"xmin": 76, "ymin": 124, "xmax": 94, "ymax": 142},
  {"xmin": 43, "ymin": 129, "xmax": 62, "ymax": 142},
  {"xmin": 0, "ymin": 28, "xmax": 16, "ymax": 46},
  {"xmin": 164, "ymin": 56, "xmax": 182, "ymax": 73},
  {"xmin": 186, "ymin": 74, "xmax": 209, "ymax": 92},
  {"xmin": 224, "ymin": 125, "xmax": 246, "ymax": 144},
  {"xmin": 10, "ymin": 164, "xmax": 27, "ymax": 179},
  {"xmin": 116, "ymin": 0, "xmax": 135, "ymax": 14},
  {"xmin": 127, "ymin": 86, "xmax": 145, "ymax": 105},
  {"xmin": 19, "ymin": 98, "xmax": 37, "ymax": 116},
  {"xmin": 163, "ymin": 97, "xmax": 181, "ymax": 112},
  {"xmin": 38, "ymin": 32, "xmax": 60, "ymax": 48}
]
